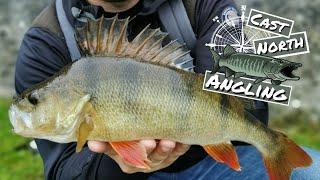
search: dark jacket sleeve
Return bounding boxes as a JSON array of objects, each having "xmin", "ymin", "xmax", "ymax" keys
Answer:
[
  {"xmin": 192, "ymin": 0, "xmax": 268, "ymax": 124},
  {"xmin": 192, "ymin": 0, "xmax": 237, "ymax": 73},
  {"xmin": 15, "ymin": 27, "xmax": 150, "ymax": 180}
]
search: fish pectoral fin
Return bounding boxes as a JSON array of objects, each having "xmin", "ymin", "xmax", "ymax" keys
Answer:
[
  {"xmin": 110, "ymin": 141, "xmax": 151, "ymax": 169},
  {"xmin": 203, "ymin": 142, "xmax": 241, "ymax": 171},
  {"xmin": 76, "ymin": 117, "xmax": 93, "ymax": 152},
  {"xmin": 76, "ymin": 100, "xmax": 96, "ymax": 153},
  {"xmin": 234, "ymin": 72, "xmax": 246, "ymax": 79}
]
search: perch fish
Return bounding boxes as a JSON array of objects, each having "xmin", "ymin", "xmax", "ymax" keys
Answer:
[{"xmin": 9, "ymin": 16, "xmax": 311, "ymax": 180}]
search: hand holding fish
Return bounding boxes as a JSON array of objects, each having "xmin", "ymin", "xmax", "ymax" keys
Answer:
[{"xmin": 88, "ymin": 140, "xmax": 190, "ymax": 173}]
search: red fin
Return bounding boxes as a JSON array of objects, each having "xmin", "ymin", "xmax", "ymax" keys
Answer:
[
  {"xmin": 204, "ymin": 142, "xmax": 241, "ymax": 171},
  {"xmin": 110, "ymin": 141, "xmax": 151, "ymax": 169},
  {"xmin": 263, "ymin": 131, "xmax": 313, "ymax": 180}
]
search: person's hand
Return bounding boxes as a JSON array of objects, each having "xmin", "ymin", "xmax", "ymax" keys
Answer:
[{"xmin": 88, "ymin": 140, "xmax": 190, "ymax": 173}]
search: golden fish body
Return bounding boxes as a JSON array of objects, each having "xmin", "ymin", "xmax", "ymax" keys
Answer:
[
  {"xmin": 9, "ymin": 16, "xmax": 312, "ymax": 179},
  {"xmin": 62, "ymin": 57, "xmax": 249, "ymax": 145}
]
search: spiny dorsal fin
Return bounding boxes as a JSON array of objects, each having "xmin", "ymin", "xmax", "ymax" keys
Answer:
[
  {"xmin": 76, "ymin": 16, "xmax": 194, "ymax": 72},
  {"xmin": 223, "ymin": 45, "xmax": 237, "ymax": 57}
]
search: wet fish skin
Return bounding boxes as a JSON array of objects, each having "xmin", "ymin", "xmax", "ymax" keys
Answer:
[
  {"xmin": 74, "ymin": 57, "xmax": 212, "ymax": 143},
  {"xmin": 8, "ymin": 56, "xmax": 277, "ymax": 145},
  {"xmin": 9, "ymin": 16, "xmax": 312, "ymax": 180},
  {"xmin": 10, "ymin": 56, "xmax": 311, "ymax": 179}
]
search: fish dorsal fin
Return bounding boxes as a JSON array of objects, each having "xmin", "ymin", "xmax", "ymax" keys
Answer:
[
  {"xmin": 76, "ymin": 16, "xmax": 194, "ymax": 72},
  {"xmin": 223, "ymin": 45, "xmax": 237, "ymax": 57}
]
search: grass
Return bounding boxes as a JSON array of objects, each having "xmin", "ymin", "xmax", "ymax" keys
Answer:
[
  {"xmin": 270, "ymin": 110, "xmax": 320, "ymax": 150},
  {"xmin": 0, "ymin": 98, "xmax": 319, "ymax": 179},
  {"xmin": 0, "ymin": 98, "xmax": 43, "ymax": 180}
]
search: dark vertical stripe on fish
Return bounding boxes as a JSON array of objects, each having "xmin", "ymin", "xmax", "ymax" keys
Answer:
[
  {"xmin": 84, "ymin": 58, "xmax": 98, "ymax": 99},
  {"xmin": 258, "ymin": 60, "xmax": 263, "ymax": 73},
  {"xmin": 219, "ymin": 94, "xmax": 230, "ymax": 118},
  {"xmin": 174, "ymin": 73, "xmax": 195, "ymax": 135},
  {"xmin": 250, "ymin": 59, "xmax": 255, "ymax": 72},
  {"xmin": 245, "ymin": 58, "xmax": 249, "ymax": 71},
  {"xmin": 120, "ymin": 59, "xmax": 139, "ymax": 122},
  {"xmin": 241, "ymin": 58, "xmax": 246, "ymax": 71},
  {"xmin": 254, "ymin": 59, "xmax": 258, "ymax": 72},
  {"xmin": 236, "ymin": 58, "xmax": 241, "ymax": 68}
]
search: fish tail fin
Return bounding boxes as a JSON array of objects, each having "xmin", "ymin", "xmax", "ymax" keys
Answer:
[
  {"xmin": 261, "ymin": 131, "xmax": 312, "ymax": 180},
  {"xmin": 209, "ymin": 48, "xmax": 220, "ymax": 74}
]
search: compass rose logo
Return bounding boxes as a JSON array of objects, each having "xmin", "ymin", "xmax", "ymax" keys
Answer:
[{"xmin": 205, "ymin": 5, "xmax": 271, "ymax": 55}]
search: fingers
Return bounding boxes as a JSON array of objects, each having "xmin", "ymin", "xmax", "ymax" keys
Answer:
[
  {"xmin": 148, "ymin": 143, "xmax": 190, "ymax": 171},
  {"xmin": 148, "ymin": 140, "xmax": 176, "ymax": 164},
  {"xmin": 163, "ymin": 143, "xmax": 190, "ymax": 164},
  {"xmin": 140, "ymin": 139, "xmax": 157, "ymax": 154},
  {"xmin": 88, "ymin": 141, "xmax": 108, "ymax": 153},
  {"xmin": 88, "ymin": 141, "xmax": 117, "ymax": 156},
  {"xmin": 88, "ymin": 140, "xmax": 157, "ymax": 174},
  {"xmin": 109, "ymin": 140, "xmax": 157, "ymax": 174},
  {"xmin": 171, "ymin": 142, "xmax": 190, "ymax": 157},
  {"xmin": 88, "ymin": 140, "xmax": 190, "ymax": 174}
]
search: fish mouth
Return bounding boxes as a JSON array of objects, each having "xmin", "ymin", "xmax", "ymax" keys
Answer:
[
  {"xmin": 280, "ymin": 63, "xmax": 302, "ymax": 80},
  {"xmin": 9, "ymin": 105, "xmax": 33, "ymax": 135},
  {"xmin": 9, "ymin": 105, "xmax": 77, "ymax": 142}
]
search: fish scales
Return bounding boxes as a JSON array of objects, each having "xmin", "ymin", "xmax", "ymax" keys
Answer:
[
  {"xmin": 10, "ymin": 16, "xmax": 311, "ymax": 179},
  {"xmin": 60, "ymin": 57, "xmax": 238, "ymax": 145}
]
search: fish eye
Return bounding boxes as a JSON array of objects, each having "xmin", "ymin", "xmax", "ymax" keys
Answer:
[{"xmin": 28, "ymin": 92, "xmax": 39, "ymax": 105}]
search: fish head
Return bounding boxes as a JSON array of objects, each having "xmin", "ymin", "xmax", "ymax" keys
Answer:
[
  {"xmin": 268, "ymin": 59, "xmax": 302, "ymax": 81},
  {"xmin": 9, "ymin": 86, "xmax": 87, "ymax": 142}
]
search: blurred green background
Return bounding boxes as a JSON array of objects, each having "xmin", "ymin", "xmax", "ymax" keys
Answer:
[{"xmin": 0, "ymin": 0, "xmax": 319, "ymax": 179}]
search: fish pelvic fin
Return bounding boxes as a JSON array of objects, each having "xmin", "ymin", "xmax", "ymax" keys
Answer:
[
  {"xmin": 262, "ymin": 131, "xmax": 312, "ymax": 180},
  {"xmin": 110, "ymin": 141, "xmax": 151, "ymax": 169},
  {"xmin": 76, "ymin": 15, "xmax": 194, "ymax": 72},
  {"xmin": 204, "ymin": 142, "xmax": 241, "ymax": 171},
  {"xmin": 209, "ymin": 48, "xmax": 221, "ymax": 74}
]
